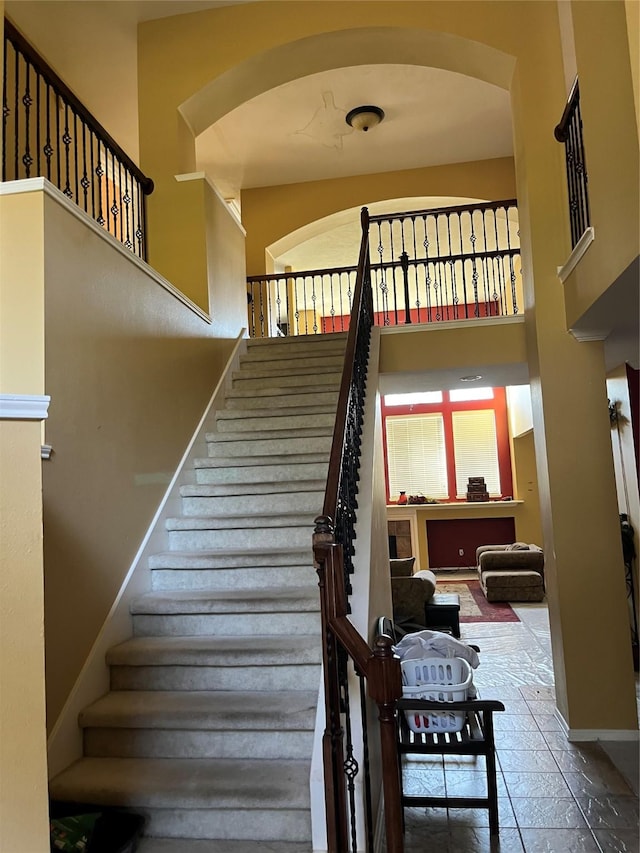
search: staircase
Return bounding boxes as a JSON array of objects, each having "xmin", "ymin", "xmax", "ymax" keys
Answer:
[{"xmin": 49, "ymin": 332, "xmax": 348, "ymax": 850}]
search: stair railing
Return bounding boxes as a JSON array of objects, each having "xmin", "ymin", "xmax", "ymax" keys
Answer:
[
  {"xmin": 2, "ymin": 18, "xmax": 154, "ymax": 259},
  {"xmin": 554, "ymin": 78, "xmax": 590, "ymax": 249},
  {"xmin": 313, "ymin": 208, "xmax": 404, "ymax": 853}
]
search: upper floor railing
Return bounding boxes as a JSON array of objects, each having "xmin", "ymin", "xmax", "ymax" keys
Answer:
[
  {"xmin": 554, "ymin": 78, "xmax": 590, "ymax": 249},
  {"xmin": 2, "ymin": 19, "xmax": 154, "ymax": 259},
  {"xmin": 247, "ymin": 198, "xmax": 520, "ymax": 337}
]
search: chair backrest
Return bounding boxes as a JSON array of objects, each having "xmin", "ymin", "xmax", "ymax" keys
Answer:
[{"xmin": 390, "ymin": 557, "xmax": 416, "ymax": 577}]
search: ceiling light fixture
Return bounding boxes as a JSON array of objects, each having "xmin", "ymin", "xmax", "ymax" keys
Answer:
[
  {"xmin": 460, "ymin": 375, "xmax": 483, "ymax": 382},
  {"xmin": 345, "ymin": 105, "xmax": 385, "ymax": 132}
]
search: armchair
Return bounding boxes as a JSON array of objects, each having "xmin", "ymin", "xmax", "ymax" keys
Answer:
[
  {"xmin": 390, "ymin": 558, "xmax": 437, "ymax": 627},
  {"xmin": 476, "ymin": 543, "xmax": 545, "ymax": 602}
]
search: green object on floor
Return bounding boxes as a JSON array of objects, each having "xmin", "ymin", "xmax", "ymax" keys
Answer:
[{"xmin": 50, "ymin": 813, "xmax": 101, "ymax": 852}]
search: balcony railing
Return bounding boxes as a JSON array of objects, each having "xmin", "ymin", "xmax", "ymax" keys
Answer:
[
  {"xmin": 247, "ymin": 199, "xmax": 520, "ymax": 337},
  {"xmin": 2, "ymin": 19, "xmax": 154, "ymax": 259},
  {"xmin": 554, "ymin": 79, "xmax": 590, "ymax": 249}
]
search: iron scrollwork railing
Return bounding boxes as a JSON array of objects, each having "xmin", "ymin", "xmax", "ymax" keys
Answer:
[
  {"xmin": 247, "ymin": 199, "xmax": 520, "ymax": 337},
  {"xmin": 313, "ymin": 208, "xmax": 404, "ymax": 853},
  {"xmin": 2, "ymin": 19, "xmax": 154, "ymax": 259},
  {"xmin": 554, "ymin": 78, "xmax": 590, "ymax": 249}
]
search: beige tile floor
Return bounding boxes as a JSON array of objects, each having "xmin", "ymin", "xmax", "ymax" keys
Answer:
[{"xmin": 397, "ymin": 601, "xmax": 640, "ymax": 853}]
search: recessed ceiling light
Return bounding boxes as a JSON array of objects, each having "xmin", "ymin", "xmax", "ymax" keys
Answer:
[{"xmin": 460, "ymin": 375, "xmax": 483, "ymax": 382}]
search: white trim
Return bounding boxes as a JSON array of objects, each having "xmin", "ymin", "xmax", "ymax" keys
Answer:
[
  {"xmin": 557, "ymin": 226, "xmax": 596, "ymax": 283},
  {"xmin": 174, "ymin": 171, "xmax": 246, "ymax": 235},
  {"xmin": 41, "ymin": 445, "xmax": 53, "ymax": 460},
  {"xmin": 555, "ymin": 708, "xmax": 639, "ymax": 742},
  {"xmin": 0, "ymin": 178, "xmax": 212, "ymax": 325},
  {"xmin": 0, "ymin": 393, "xmax": 50, "ymax": 420},
  {"xmin": 569, "ymin": 327, "xmax": 608, "ymax": 343},
  {"xmin": 380, "ymin": 314, "xmax": 524, "ymax": 336}
]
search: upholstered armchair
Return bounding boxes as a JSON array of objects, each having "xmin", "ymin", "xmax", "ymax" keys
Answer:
[
  {"xmin": 476, "ymin": 543, "xmax": 545, "ymax": 602},
  {"xmin": 390, "ymin": 557, "xmax": 437, "ymax": 626}
]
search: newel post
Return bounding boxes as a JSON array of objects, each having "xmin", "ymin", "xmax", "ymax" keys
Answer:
[{"xmin": 369, "ymin": 634, "xmax": 404, "ymax": 853}]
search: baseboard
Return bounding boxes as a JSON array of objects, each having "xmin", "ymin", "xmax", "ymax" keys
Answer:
[{"xmin": 555, "ymin": 709, "xmax": 639, "ymax": 741}]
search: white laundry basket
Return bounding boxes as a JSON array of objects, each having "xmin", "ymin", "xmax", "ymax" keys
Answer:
[{"xmin": 400, "ymin": 657, "xmax": 473, "ymax": 734}]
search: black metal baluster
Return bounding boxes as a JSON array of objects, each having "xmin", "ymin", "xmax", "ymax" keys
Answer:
[
  {"xmin": 13, "ymin": 46, "xmax": 19, "ymax": 178},
  {"xmin": 22, "ymin": 59, "xmax": 33, "ymax": 177},
  {"xmin": 73, "ymin": 110, "xmax": 79, "ymax": 203},
  {"xmin": 258, "ymin": 278, "xmax": 265, "ymax": 337},
  {"xmin": 80, "ymin": 120, "xmax": 89, "ymax": 212},
  {"xmin": 44, "ymin": 81, "xmax": 52, "ymax": 181},
  {"xmin": 359, "ymin": 672, "xmax": 375, "ymax": 853},
  {"xmin": 55, "ymin": 92, "xmax": 61, "ymax": 188},
  {"xmin": 62, "ymin": 104, "xmax": 72, "ymax": 197},
  {"xmin": 2, "ymin": 40, "xmax": 9, "ymax": 180},
  {"xmin": 35, "ymin": 68, "xmax": 41, "ymax": 177},
  {"xmin": 89, "ymin": 130, "xmax": 96, "ymax": 219},
  {"xmin": 328, "ymin": 272, "xmax": 336, "ymax": 333},
  {"xmin": 96, "ymin": 139, "xmax": 105, "ymax": 227},
  {"xmin": 118, "ymin": 160, "xmax": 124, "ymax": 244}
]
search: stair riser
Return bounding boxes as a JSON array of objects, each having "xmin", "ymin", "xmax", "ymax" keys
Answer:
[
  {"xmin": 207, "ymin": 436, "xmax": 332, "ymax": 457},
  {"xmin": 84, "ymin": 728, "xmax": 313, "ymax": 760},
  {"xmin": 194, "ymin": 461, "xmax": 328, "ymax": 484},
  {"xmin": 217, "ymin": 404, "xmax": 335, "ymax": 422},
  {"xmin": 149, "ymin": 550, "xmax": 312, "ymax": 569},
  {"xmin": 214, "ymin": 413, "xmax": 335, "ymax": 433},
  {"xmin": 232, "ymin": 372, "xmax": 341, "ymax": 390},
  {"xmin": 180, "ymin": 492, "xmax": 323, "ymax": 517},
  {"xmin": 111, "ymin": 664, "xmax": 321, "ymax": 692},
  {"xmin": 146, "ymin": 806, "xmax": 311, "ymax": 842},
  {"xmin": 183, "ymin": 477, "xmax": 327, "ymax": 495},
  {"xmin": 150, "ymin": 566, "xmax": 316, "ymax": 591},
  {"xmin": 246, "ymin": 337, "xmax": 345, "ymax": 356},
  {"xmin": 168, "ymin": 527, "xmax": 312, "ymax": 550},
  {"xmin": 224, "ymin": 391, "xmax": 338, "ymax": 410},
  {"xmin": 239, "ymin": 354, "xmax": 344, "ymax": 371},
  {"xmin": 132, "ymin": 611, "xmax": 321, "ymax": 637}
]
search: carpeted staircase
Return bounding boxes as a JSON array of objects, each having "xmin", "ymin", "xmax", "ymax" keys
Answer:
[{"xmin": 49, "ymin": 332, "xmax": 348, "ymax": 850}]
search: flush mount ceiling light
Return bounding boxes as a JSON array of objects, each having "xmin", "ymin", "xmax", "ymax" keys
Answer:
[
  {"xmin": 345, "ymin": 105, "xmax": 385, "ymax": 132},
  {"xmin": 460, "ymin": 375, "xmax": 483, "ymax": 382}
]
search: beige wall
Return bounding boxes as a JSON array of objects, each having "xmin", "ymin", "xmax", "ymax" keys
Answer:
[
  {"xmin": 30, "ymin": 185, "xmax": 243, "ymax": 726},
  {"xmin": 511, "ymin": 430, "xmax": 544, "ymax": 547},
  {"xmin": 242, "ymin": 157, "xmax": 517, "ymax": 276}
]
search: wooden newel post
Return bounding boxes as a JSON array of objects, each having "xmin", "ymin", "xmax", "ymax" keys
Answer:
[{"xmin": 369, "ymin": 634, "xmax": 404, "ymax": 853}]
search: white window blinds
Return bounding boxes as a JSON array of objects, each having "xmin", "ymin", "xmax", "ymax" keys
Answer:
[
  {"xmin": 385, "ymin": 414, "xmax": 448, "ymax": 500},
  {"xmin": 452, "ymin": 409, "xmax": 500, "ymax": 497}
]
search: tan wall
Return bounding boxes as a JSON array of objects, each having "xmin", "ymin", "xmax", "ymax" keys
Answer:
[
  {"xmin": 242, "ymin": 157, "xmax": 517, "ymax": 276},
  {"xmin": 511, "ymin": 430, "xmax": 544, "ymax": 547},
  {"xmin": 563, "ymin": 0, "xmax": 640, "ymax": 328},
  {"xmin": 32, "ymin": 186, "xmax": 243, "ymax": 726}
]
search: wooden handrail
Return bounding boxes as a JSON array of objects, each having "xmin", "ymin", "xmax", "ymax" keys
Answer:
[
  {"xmin": 368, "ymin": 197, "xmax": 517, "ymax": 224},
  {"xmin": 554, "ymin": 77, "xmax": 580, "ymax": 143}
]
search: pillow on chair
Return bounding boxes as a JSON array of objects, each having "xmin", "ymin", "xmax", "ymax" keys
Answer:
[
  {"xmin": 505, "ymin": 542, "xmax": 530, "ymax": 551},
  {"xmin": 390, "ymin": 557, "xmax": 416, "ymax": 577}
]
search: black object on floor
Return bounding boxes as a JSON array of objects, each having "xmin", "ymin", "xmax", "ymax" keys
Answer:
[{"xmin": 50, "ymin": 801, "xmax": 146, "ymax": 853}]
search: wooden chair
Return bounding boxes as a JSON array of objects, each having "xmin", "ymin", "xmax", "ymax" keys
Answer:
[{"xmin": 378, "ymin": 618, "xmax": 505, "ymax": 836}]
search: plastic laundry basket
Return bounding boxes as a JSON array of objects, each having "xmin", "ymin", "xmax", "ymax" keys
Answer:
[{"xmin": 400, "ymin": 657, "xmax": 473, "ymax": 734}]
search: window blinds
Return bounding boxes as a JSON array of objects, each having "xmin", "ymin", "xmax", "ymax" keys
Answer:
[
  {"xmin": 385, "ymin": 414, "xmax": 448, "ymax": 499},
  {"xmin": 452, "ymin": 409, "xmax": 500, "ymax": 497}
]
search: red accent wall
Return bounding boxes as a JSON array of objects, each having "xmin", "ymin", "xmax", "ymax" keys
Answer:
[{"xmin": 426, "ymin": 517, "xmax": 516, "ymax": 568}]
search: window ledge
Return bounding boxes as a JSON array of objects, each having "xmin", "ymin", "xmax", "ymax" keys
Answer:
[
  {"xmin": 557, "ymin": 227, "xmax": 595, "ymax": 283},
  {"xmin": 387, "ymin": 500, "xmax": 523, "ymax": 510}
]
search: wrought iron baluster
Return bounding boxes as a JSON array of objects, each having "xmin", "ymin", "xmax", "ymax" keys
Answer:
[
  {"xmin": 2, "ymin": 40, "xmax": 8, "ymax": 180},
  {"xmin": 80, "ymin": 120, "xmax": 89, "ymax": 211},
  {"xmin": 55, "ymin": 91, "xmax": 61, "ymax": 187},
  {"xmin": 62, "ymin": 104, "xmax": 72, "ymax": 198},
  {"xmin": 13, "ymin": 45, "xmax": 19, "ymax": 178},
  {"xmin": 89, "ymin": 130, "xmax": 96, "ymax": 219},
  {"xmin": 35, "ymin": 68, "xmax": 41, "ymax": 176},
  {"xmin": 22, "ymin": 58, "xmax": 33, "ymax": 177},
  {"xmin": 96, "ymin": 140, "xmax": 105, "ymax": 227},
  {"xmin": 73, "ymin": 110, "xmax": 79, "ymax": 203}
]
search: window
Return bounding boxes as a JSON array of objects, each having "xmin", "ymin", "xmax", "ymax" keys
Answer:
[{"xmin": 382, "ymin": 388, "xmax": 512, "ymax": 503}]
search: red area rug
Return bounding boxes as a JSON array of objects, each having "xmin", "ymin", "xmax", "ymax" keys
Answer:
[{"xmin": 436, "ymin": 579, "xmax": 520, "ymax": 624}]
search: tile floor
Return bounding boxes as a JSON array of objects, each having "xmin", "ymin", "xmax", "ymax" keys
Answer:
[{"xmin": 397, "ymin": 601, "xmax": 640, "ymax": 853}]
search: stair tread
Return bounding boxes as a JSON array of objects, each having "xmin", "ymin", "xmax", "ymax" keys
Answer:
[
  {"xmin": 80, "ymin": 689, "xmax": 318, "ymax": 729},
  {"xmin": 180, "ymin": 483, "xmax": 326, "ymax": 497},
  {"xmin": 206, "ymin": 427, "xmax": 334, "ymax": 442},
  {"xmin": 132, "ymin": 587, "xmax": 318, "ymax": 615},
  {"xmin": 194, "ymin": 453, "xmax": 329, "ymax": 468},
  {"xmin": 50, "ymin": 757, "xmax": 311, "ymax": 809},
  {"xmin": 107, "ymin": 634, "xmax": 322, "ymax": 666},
  {"xmin": 166, "ymin": 513, "xmax": 317, "ymax": 530}
]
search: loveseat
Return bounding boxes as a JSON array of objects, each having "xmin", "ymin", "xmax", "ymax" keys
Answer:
[{"xmin": 476, "ymin": 543, "xmax": 545, "ymax": 602}]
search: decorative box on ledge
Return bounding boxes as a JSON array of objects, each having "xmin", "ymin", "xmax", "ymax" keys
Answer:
[{"xmin": 466, "ymin": 476, "xmax": 489, "ymax": 502}]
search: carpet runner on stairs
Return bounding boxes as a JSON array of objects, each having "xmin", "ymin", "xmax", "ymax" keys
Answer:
[{"xmin": 49, "ymin": 332, "xmax": 348, "ymax": 848}]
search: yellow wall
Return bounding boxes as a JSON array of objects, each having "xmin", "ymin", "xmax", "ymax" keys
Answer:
[
  {"xmin": 511, "ymin": 430, "xmax": 544, "ymax": 547},
  {"xmin": 563, "ymin": 0, "xmax": 640, "ymax": 328},
  {"xmin": 242, "ymin": 157, "xmax": 517, "ymax": 276},
  {"xmin": 0, "ymin": 180, "xmax": 50, "ymax": 851}
]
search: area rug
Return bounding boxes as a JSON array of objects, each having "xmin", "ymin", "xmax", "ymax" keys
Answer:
[{"xmin": 436, "ymin": 579, "xmax": 520, "ymax": 624}]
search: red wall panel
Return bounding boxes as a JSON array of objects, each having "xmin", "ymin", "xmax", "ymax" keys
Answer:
[{"xmin": 426, "ymin": 517, "xmax": 516, "ymax": 568}]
